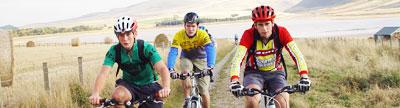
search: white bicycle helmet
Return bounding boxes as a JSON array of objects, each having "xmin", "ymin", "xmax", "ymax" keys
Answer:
[{"xmin": 114, "ymin": 16, "xmax": 138, "ymax": 35}]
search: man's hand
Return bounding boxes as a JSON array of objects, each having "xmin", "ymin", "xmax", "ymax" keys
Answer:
[
  {"xmin": 169, "ymin": 68, "xmax": 179, "ymax": 79},
  {"xmin": 89, "ymin": 93, "xmax": 102, "ymax": 105},
  {"xmin": 158, "ymin": 87, "xmax": 171, "ymax": 98},
  {"xmin": 229, "ymin": 81, "xmax": 244, "ymax": 98},
  {"xmin": 298, "ymin": 76, "xmax": 311, "ymax": 93},
  {"xmin": 206, "ymin": 66, "xmax": 214, "ymax": 82}
]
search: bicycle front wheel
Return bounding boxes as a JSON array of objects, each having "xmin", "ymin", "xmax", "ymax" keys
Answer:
[
  {"xmin": 261, "ymin": 97, "xmax": 279, "ymax": 108},
  {"xmin": 191, "ymin": 101, "xmax": 201, "ymax": 108}
]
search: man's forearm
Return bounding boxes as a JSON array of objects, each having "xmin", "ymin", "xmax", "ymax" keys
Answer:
[
  {"xmin": 160, "ymin": 69, "xmax": 171, "ymax": 88},
  {"xmin": 92, "ymin": 66, "xmax": 111, "ymax": 95},
  {"xmin": 154, "ymin": 62, "xmax": 171, "ymax": 88}
]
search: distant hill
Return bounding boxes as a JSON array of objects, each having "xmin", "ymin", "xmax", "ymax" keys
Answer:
[
  {"xmin": 286, "ymin": 0, "xmax": 400, "ymax": 17},
  {"xmin": 22, "ymin": 0, "xmax": 400, "ymax": 28},
  {"xmin": 285, "ymin": 0, "xmax": 351, "ymax": 12},
  {"xmin": 0, "ymin": 25, "xmax": 18, "ymax": 30},
  {"xmin": 22, "ymin": 0, "xmax": 298, "ymax": 28}
]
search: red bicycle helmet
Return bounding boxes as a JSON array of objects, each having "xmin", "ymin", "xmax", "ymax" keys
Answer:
[{"xmin": 251, "ymin": 5, "xmax": 275, "ymax": 22}]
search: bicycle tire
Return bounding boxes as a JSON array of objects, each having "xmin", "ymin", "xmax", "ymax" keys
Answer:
[
  {"xmin": 263, "ymin": 98, "xmax": 282, "ymax": 108},
  {"xmin": 191, "ymin": 101, "xmax": 202, "ymax": 108}
]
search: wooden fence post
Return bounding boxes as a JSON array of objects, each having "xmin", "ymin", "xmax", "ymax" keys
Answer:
[
  {"xmin": 78, "ymin": 57, "xmax": 83, "ymax": 85},
  {"xmin": 43, "ymin": 62, "xmax": 50, "ymax": 94},
  {"xmin": 1, "ymin": 85, "xmax": 3, "ymax": 107}
]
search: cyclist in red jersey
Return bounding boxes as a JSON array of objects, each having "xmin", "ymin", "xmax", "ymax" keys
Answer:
[{"xmin": 228, "ymin": 5, "xmax": 311, "ymax": 108}]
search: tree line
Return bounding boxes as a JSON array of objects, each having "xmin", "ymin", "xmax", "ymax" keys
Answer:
[
  {"xmin": 9, "ymin": 25, "xmax": 105, "ymax": 37},
  {"xmin": 156, "ymin": 15, "xmax": 250, "ymax": 27}
]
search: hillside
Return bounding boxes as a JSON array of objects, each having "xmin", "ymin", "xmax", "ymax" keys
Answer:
[
  {"xmin": 288, "ymin": 0, "xmax": 400, "ymax": 18},
  {"xmin": 321, "ymin": 0, "xmax": 400, "ymax": 17},
  {"xmin": 285, "ymin": 0, "xmax": 352, "ymax": 12},
  {"xmin": 22, "ymin": 0, "xmax": 400, "ymax": 28},
  {"xmin": 22, "ymin": 0, "xmax": 298, "ymax": 28},
  {"xmin": 0, "ymin": 25, "xmax": 18, "ymax": 30}
]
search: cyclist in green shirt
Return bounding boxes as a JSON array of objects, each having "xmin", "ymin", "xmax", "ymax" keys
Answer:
[{"xmin": 89, "ymin": 16, "xmax": 171, "ymax": 108}]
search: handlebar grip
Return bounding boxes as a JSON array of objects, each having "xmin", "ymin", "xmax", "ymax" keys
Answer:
[
  {"xmin": 153, "ymin": 92, "xmax": 163, "ymax": 101},
  {"xmin": 285, "ymin": 84, "xmax": 300, "ymax": 94},
  {"xmin": 99, "ymin": 98, "xmax": 107, "ymax": 103}
]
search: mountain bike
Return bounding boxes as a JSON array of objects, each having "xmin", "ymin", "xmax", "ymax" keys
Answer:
[
  {"xmin": 241, "ymin": 84, "xmax": 302, "ymax": 108},
  {"xmin": 177, "ymin": 70, "xmax": 212, "ymax": 108}
]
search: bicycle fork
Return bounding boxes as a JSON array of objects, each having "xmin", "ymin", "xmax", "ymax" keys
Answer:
[
  {"xmin": 189, "ymin": 77, "xmax": 201, "ymax": 108},
  {"xmin": 264, "ymin": 96, "xmax": 276, "ymax": 108}
]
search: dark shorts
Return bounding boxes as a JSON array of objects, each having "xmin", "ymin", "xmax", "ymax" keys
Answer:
[
  {"xmin": 116, "ymin": 79, "xmax": 163, "ymax": 108},
  {"xmin": 243, "ymin": 70, "xmax": 288, "ymax": 93}
]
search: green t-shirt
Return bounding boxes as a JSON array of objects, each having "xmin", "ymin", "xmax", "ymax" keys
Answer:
[{"xmin": 103, "ymin": 40, "xmax": 161, "ymax": 86}]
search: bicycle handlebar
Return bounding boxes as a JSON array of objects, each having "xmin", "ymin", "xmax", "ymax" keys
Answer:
[
  {"xmin": 241, "ymin": 84, "xmax": 301, "ymax": 97},
  {"xmin": 96, "ymin": 93, "xmax": 161, "ymax": 108},
  {"xmin": 176, "ymin": 70, "xmax": 214, "ymax": 82}
]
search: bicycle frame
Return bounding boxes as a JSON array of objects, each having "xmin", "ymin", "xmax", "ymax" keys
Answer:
[
  {"xmin": 188, "ymin": 74, "xmax": 201, "ymax": 108},
  {"xmin": 178, "ymin": 71, "xmax": 211, "ymax": 108},
  {"xmin": 261, "ymin": 91, "xmax": 281, "ymax": 108}
]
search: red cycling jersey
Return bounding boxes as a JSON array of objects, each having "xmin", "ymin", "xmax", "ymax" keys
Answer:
[{"xmin": 230, "ymin": 25, "xmax": 308, "ymax": 80}]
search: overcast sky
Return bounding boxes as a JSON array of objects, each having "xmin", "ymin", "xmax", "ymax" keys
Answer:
[{"xmin": 0, "ymin": 0, "xmax": 148, "ymax": 27}]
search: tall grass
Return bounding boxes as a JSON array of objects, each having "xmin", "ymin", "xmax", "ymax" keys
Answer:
[
  {"xmin": 3, "ymin": 37, "xmax": 399, "ymax": 107},
  {"xmin": 286, "ymin": 38, "xmax": 400, "ymax": 107},
  {"xmin": 1, "ymin": 39, "xmax": 235, "ymax": 108}
]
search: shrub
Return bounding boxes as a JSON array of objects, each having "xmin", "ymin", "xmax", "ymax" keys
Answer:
[{"xmin": 69, "ymin": 82, "xmax": 90, "ymax": 108}]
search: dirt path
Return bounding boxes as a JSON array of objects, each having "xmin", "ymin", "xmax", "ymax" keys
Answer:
[
  {"xmin": 209, "ymin": 46, "xmax": 235, "ymax": 90},
  {"xmin": 210, "ymin": 46, "xmax": 247, "ymax": 108}
]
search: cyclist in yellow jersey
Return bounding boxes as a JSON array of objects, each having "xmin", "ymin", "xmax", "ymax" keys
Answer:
[
  {"xmin": 167, "ymin": 12, "xmax": 216, "ymax": 108},
  {"xmin": 229, "ymin": 6, "xmax": 311, "ymax": 108}
]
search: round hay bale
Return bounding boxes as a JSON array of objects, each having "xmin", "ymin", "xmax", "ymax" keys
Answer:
[
  {"xmin": 71, "ymin": 38, "xmax": 80, "ymax": 47},
  {"xmin": 104, "ymin": 37, "xmax": 114, "ymax": 44},
  {"xmin": 0, "ymin": 30, "xmax": 14, "ymax": 87},
  {"xmin": 368, "ymin": 37, "xmax": 374, "ymax": 40},
  {"xmin": 154, "ymin": 33, "xmax": 170, "ymax": 48},
  {"xmin": 394, "ymin": 32, "xmax": 400, "ymax": 39},
  {"xmin": 26, "ymin": 41, "xmax": 35, "ymax": 47}
]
